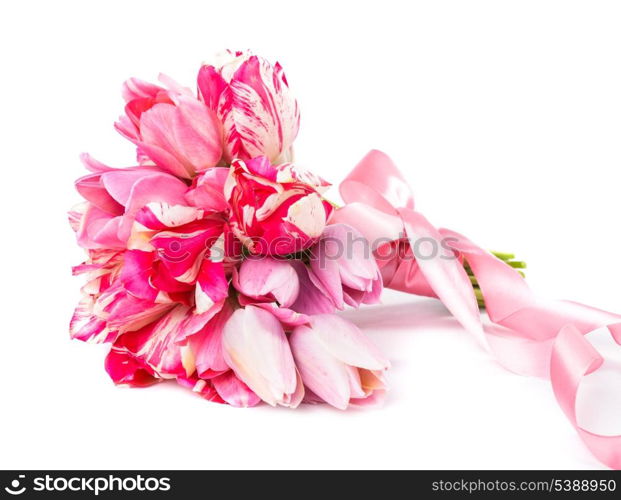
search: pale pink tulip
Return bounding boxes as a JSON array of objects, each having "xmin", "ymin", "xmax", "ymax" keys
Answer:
[
  {"xmin": 290, "ymin": 314, "xmax": 390, "ymax": 410},
  {"xmin": 222, "ymin": 305, "xmax": 304, "ymax": 407},
  {"xmin": 198, "ymin": 50, "xmax": 299, "ymax": 163},
  {"xmin": 309, "ymin": 224, "xmax": 383, "ymax": 309},
  {"xmin": 233, "ymin": 257, "xmax": 300, "ymax": 308},
  {"xmin": 224, "ymin": 156, "xmax": 333, "ymax": 255},
  {"xmin": 116, "ymin": 76, "xmax": 223, "ymax": 178}
]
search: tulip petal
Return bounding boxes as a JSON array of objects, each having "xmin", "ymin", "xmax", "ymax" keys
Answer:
[
  {"xmin": 135, "ymin": 141, "xmax": 190, "ymax": 178},
  {"xmin": 120, "ymin": 250, "xmax": 159, "ymax": 301},
  {"xmin": 190, "ymin": 301, "xmax": 233, "ymax": 375},
  {"xmin": 185, "ymin": 167, "xmax": 229, "ymax": 212},
  {"xmin": 75, "ymin": 173, "xmax": 123, "ymax": 215},
  {"xmin": 289, "ymin": 261, "xmax": 336, "ymax": 315},
  {"xmin": 139, "ymin": 99, "xmax": 222, "ymax": 178},
  {"xmin": 222, "ymin": 306, "xmax": 299, "ymax": 407},
  {"xmin": 70, "ymin": 295, "xmax": 113, "ymax": 343},
  {"xmin": 151, "ymin": 230, "xmax": 209, "ymax": 283},
  {"xmin": 80, "ymin": 153, "xmax": 114, "ymax": 174},
  {"xmin": 310, "ymin": 314, "xmax": 390, "ymax": 371},
  {"xmin": 290, "ymin": 324, "xmax": 351, "ymax": 410},
  {"xmin": 349, "ymin": 390, "xmax": 387, "ymax": 408},
  {"xmin": 275, "ymin": 162, "xmax": 331, "ymax": 192},
  {"xmin": 177, "ymin": 300, "xmax": 224, "ymax": 343},
  {"xmin": 105, "ymin": 347, "xmax": 159, "ymax": 388},
  {"xmin": 309, "ymin": 250, "xmax": 344, "ymax": 309},
  {"xmin": 134, "ymin": 203, "xmax": 205, "ymax": 232},
  {"xmin": 195, "ymin": 259, "xmax": 228, "ymax": 314},
  {"xmin": 98, "ymin": 283, "xmax": 173, "ymax": 334},
  {"xmin": 118, "ymin": 174, "xmax": 190, "ymax": 241},
  {"xmin": 176, "ymin": 375, "xmax": 225, "ymax": 403},
  {"xmin": 121, "ymin": 77, "xmax": 164, "ymax": 102},
  {"xmin": 115, "ymin": 305, "xmax": 191, "ymax": 378},
  {"xmin": 211, "ymin": 371, "xmax": 261, "ymax": 407},
  {"xmin": 100, "ymin": 168, "xmax": 164, "ymax": 207},
  {"xmin": 284, "ymin": 193, "xmax": 327, "ymax": 239},
  {"xmin": 236, "ymin": 257, "xmax": 300, "ymax": 307},
  {"xmin": 252, "ymin": 302, "xmax": 310, "ymax": 328},
  {"xmin": 197, "ymin": 64, "xmax": 228, "ymax": 110},
  {"xmin": 172, "ymin": 95, "xmax": 222, "ymax": 171},
  {"xmin": 76, "ymin": 204, "xmax": 125, "ymax": 249}
]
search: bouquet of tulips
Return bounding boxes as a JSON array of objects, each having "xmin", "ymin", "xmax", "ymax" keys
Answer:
[
  {"xmin": 70, "ymin": 50, "xmax": 621, "ymax": 468},
  {"xmin": 70, "ymin": 51, "xmax": 388, "ymax": 409}
]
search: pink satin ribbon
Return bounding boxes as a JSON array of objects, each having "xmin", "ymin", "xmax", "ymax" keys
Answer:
[{"xmin": 332, "ymin": 150, "xmax": 621, "ymax": 469}]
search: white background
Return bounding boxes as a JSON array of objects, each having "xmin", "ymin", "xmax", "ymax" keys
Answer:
[{"xmin": 1, "ymin": 0, "xmax": 621, "ymax": 469}]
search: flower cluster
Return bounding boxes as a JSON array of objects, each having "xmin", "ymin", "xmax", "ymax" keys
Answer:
[{"xmin": 70, "ymin": 51, "xmax": 389, "ymax": 409}]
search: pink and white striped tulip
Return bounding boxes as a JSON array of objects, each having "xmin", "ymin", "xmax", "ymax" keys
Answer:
[
  {"xmin": 198, "ymin": 50, "xmax": 300, "ymax": 164},
  {"xmin": 222, "ymin": 305, "xmax": 304, "ymax": 407},
  {"xmin": 70, "ymin": 251, "xmax": 175, "ymax": 345},
  {"xmin": 224, "ymin": 156, "xmax": 333, "ymax": 255},
  {"xmin": 122, "ymin": 201, "xmax": 229, "ymax": 312},
  {"xmin": 290, "ymin": 314, "xmax": 390, "ymax": 410}
]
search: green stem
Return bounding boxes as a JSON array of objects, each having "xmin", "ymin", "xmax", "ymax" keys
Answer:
[{"xmin": 491, "ymin": 251, "xmax": 515, "ymax": 260}]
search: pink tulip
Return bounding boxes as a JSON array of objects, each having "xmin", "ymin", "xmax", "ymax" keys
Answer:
[
  {"xmin": 185, "ymin": 166, "xmax": 229, "ymax": 212},
  {"xmin": 233, "ymin": 257, "xmax": 300, "ymax": 308},
  {"xmin": 222, "ymin": 305, "xmax": 304, "ymax": 407},
  {"xmin": 73, "ymin": 154, "xmax": 190, "ymax": 248},
  {"xmin": 288, "ymin": 260, "xmax": 337, "ymax": 315},
  {"xmin": 290, "ymin": 314, "xmax": 390, "ymax": 410},
  {"xmin": 115, "ymin": 76, "xmax": 184, "ymax": 143},
  {"xmin": 198, "ymin": 50, "xmax": 300, "ymax": 163},
  {"xmin": 232, "ymin": 257, "xmax": 310, "ymax": 328},
  {"xmin": 115, "ymin": 76, "xmax": 223, "ymax": 178},
  {"xmin": 224, "ymin": 156, "xmax": 333, "ymax": 255},
  {"xmin": 309, "ymin": 224, "xmax": 383, "ymax": 309}
]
